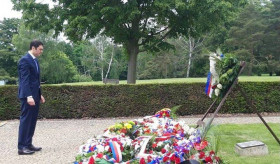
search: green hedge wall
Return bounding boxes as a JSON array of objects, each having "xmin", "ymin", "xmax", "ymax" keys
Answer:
[{"xmin": 0, "ymin": 82, "xmax": 279, "ymax": 120}]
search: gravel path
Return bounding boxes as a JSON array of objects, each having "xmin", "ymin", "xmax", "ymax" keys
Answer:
[{"xmin": 0, "ymin": 115, "xmax": 279, "ymax": 164}]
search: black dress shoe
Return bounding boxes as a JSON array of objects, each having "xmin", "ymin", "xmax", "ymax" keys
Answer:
[
  {"xmin": 29, "ymin": 145, "xmax": 42, "ymax": 151},
  {"xmin": 18, "ymin": 148, "xmax": 35, "ymax": 155}
]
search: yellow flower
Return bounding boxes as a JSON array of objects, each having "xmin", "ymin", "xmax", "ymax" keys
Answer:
[
  {"xmin": 124, "ymin": 123, "xmax": 132, "ymax": 129},
  {"xmin": 128, "ymin": 121, "xmax": 135, "ymax": 125},
  {"xmin": 115, "ymin": 123, "xmax": 123, "ymax": 129}
]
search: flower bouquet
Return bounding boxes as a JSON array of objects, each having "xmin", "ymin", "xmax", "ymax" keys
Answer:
[
  {"xmin": 206, "ymin": 53, "xmax": 241, "ymax": 98},
  {"xmin": 74, "ymin": 108, "xmax": 222, "ymax": 164}
]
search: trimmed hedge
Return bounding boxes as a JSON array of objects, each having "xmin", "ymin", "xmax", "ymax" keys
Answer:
[{"xmin": 0, "ymin": 82, "xmax": 279, "ymax": 120}]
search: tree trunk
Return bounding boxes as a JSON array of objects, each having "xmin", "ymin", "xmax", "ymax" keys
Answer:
[
  {"xmin": 248, "ymin": 49, "xmax": 254, "ymax": 76},
  {"xmin": 105, "ymin": 46, "xmax": 114, "ymax": 79},
  {"xmin": 127, "ymin": 42, "xmax": 139, "ymax": 84},
  {"xmin": 187, "ymin": 37, "xmax": 194, "ymax": 78}
]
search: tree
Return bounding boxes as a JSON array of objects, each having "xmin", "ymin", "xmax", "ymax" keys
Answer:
[
  {"xmin": 12, "ymin": 0, "xmax": 245, "ymax": 83},
  {"xmin": 42, "ymin": 51, "xmax": 78, "ymax": 83},
  {"xmin": 0, "ymin": 18, "xmax": 20, "ymax": 50},
  {"xmin": 0, "ymin": 18, "xmax": 20, "ymax": 77},
  {"xmin": 12, "ymin": 24, "xmax": 79, "ymax": 83},
  {"xmin": 175, "ymin": 35, "xmax": 205, "ymax": 77},
  {"xmin": 225, "ymin": 3, "xmax": 267, "ymax": 75}
]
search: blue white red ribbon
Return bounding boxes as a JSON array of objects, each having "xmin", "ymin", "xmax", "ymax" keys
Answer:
[
  {"xmin": 205, "ymin": 72, "xmax": 213, "ymax": 98},
  {"xmin": 109, "ymin": 141, "xmax": 122, "ymax": 163}
]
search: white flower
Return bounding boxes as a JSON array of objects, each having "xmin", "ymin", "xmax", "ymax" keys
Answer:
[
  {"xmin": 183, "ymin": 125, "xmax": 190, "ymax": 132},
  {"xmin": 96, "ymin": 145, "xmax": 104, "ymax": 153},
  {"xmin": 178, "ymin": 121, "xmax": 185, "ymax": 126},
  {"xmin": 164, "ymin": 144, "xmax": 170, "ymax": 150},
  {"xmin": 134, "ymin": 144, "xmax": 140, "ymax": 151},
  {"xmin": 157, "ymin": 141, "xmax": 164, "ymax": 147},
  {"xmin": 105, "ymin": 145, "xmax": 110, "ymax": 151},
  {"xmin": 187, "ymin": 127, "xmax": 196, "ymax": 135},
  {"xmin": 189, "ymin": 135, "xmax": 196, "ymax": 141},
  {"xmin": 215, "ymin": 88, "xmax": 220, "ymax": 96},
  {"xmin": 217, "ymin": 84, "xmax": 222, "ymax": 89}
]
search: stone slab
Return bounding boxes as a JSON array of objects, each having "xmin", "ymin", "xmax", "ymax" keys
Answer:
[{"xmin": 235, "ymin": 141, "xmax": 268, "ymax": 156}]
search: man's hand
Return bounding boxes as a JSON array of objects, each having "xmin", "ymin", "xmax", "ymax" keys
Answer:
[
  {"xmin": 27, "ymin": 97, "xmax": 35, "ymax": 106},
  {"xmin": 40, "ymin": 95, "xmax": 45, "ymax": 103}
]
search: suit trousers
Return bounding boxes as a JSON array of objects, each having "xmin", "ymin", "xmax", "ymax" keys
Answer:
[{"xmin": 18, "ymin": 98, "xmax": 40, "ymax": 149}]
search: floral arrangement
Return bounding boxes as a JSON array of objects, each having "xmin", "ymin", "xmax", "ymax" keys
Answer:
[
  {"xmin": 74, "ymin": 108, "xmax": 222, "ymax": 164},
  {"xmin": 206, "ymin": 53, "xmax": 240, "ymax": 98}
]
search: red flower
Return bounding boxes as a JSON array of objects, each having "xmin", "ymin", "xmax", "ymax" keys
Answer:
[
  {"xmin": 183, "ymin": 149, "xmax": 189, "ymax": 154},
  {"xmin": 175, "ymin": 157, "xmax": 181, "ymax": 164},
  {"xmin": 209, "ymin": 150, "xmax": 215, "ymax": 156},
  {"xmin": 96, "ymin": 153, "xmax": 103, "ymax": 158},
  {"xmin": 144, "ymin": 129, "xmax": 151, "ymax": 134},
  {"xmin": 161, "ymin": 148, "xmax": 166, "ymax": 154},
  {"xmin": 173, "ymin": 142, "xmax": 178, "ymax": 146},
  {"xmin": 170, "ymin": 154, "xmax": 176, "ymax": 161},
  {"xmin": 215, "ymin": 156, "xmax": 220, "ymax": 161},
  {"xmin": 199, "ymin": 151, "xmax": 205, "ymax": 159},
  {"xmin": 147, "ymin": 155, "xmax": 153, "ymax": 162},
  {"xmin": 149, "ymin": 150, "xmax": 153, "ymax": 154},
  {"xmin": 163, "ymin": 132, "xmax": 174, "ymax": 136},
  {"xmin": 88, "ymin": 156, "xmax": 95, "ymax": 164},
  {"xmin": 205, "ymin": 156, "xmax": 213, "ymax": 163},
  {"xmin": 163, "ymin": 156, "xmax": 169, "ymax": 162},
  {"xmin": 120, "ymin": 128, "xmax": 127, "ymax": 134},
  {"xmin": 194, "ymin": 140, "xmax": 208, "ymax": 151},
  {"xmin": 112, "ymin": 138, "xmax": 118, "ymax": 141},
  {"xmin": 152, "ymin": 143, "xmax": 157, "ymax": 148},
  {"xmin": 140, "ymin": 158, "xmax": 146, "ymax": 164}
]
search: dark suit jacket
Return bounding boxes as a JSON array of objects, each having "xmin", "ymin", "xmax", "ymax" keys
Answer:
[{"xmin": 18, "ymin": 53, "xmax": 41, "ymax": 102}]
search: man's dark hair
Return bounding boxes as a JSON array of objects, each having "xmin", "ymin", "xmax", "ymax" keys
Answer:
[{"xmin": 29, "ymin": 40, "xmax": 43, "ymax": 50}]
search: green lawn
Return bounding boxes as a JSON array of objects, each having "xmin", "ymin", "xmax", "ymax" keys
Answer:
[
  {"xmin": 206, "ymin": 123, "xmax": 280, "ymax": 164},
  {"xmin": 56, "ymin": 75, "xmax": 279, "ymax": 86}
]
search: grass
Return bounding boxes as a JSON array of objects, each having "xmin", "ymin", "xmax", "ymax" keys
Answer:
[
  {"xmin": 55, "ymin": 75, "xmax": 279, "ymax": 86},
  {"xmin": 206, "ymin": 123, "xmax": 280, "ymax": 164}
]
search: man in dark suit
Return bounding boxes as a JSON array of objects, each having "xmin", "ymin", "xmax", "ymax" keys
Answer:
[{"xmin": 18, "ymin": 40, "xmax": 46, "ymax": 155}]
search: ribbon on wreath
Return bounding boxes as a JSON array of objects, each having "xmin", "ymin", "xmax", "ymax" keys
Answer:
[{"xmin": 108, "ymin": 141, "xmax": 122, "ymax": 163}]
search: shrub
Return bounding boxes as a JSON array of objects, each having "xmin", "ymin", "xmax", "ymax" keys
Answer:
[{"xmin": 0, "ymin": 82, "xmax": 279, "ymax": 120}]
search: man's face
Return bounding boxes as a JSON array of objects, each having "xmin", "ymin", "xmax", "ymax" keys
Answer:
[{"xmin": 32, "ymin": 45, "xmax": 44, "ymax": 57}]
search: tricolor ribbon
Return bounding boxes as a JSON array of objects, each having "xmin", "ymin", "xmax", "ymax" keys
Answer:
[
  {"xmin": 109, "ymin": 141, "xmax": 122, "ymax": 163},
  {"xmin": 205, "ymin": 72, "xmax": 213, "ymax": 98}
]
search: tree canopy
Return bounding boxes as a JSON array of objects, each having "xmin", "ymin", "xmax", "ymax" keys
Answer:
[{"xmin": 12, "ymin": 0, "xmax": 246, "ymax": 83}]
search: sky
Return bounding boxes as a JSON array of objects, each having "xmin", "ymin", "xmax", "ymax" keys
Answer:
[
  {"xmin": 0, "ymin": 0, "xmax": 57, "ymax": 21},
  {"xmin": 0, "ymin": 0, "xmax": 22, "ymax": 21}
]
